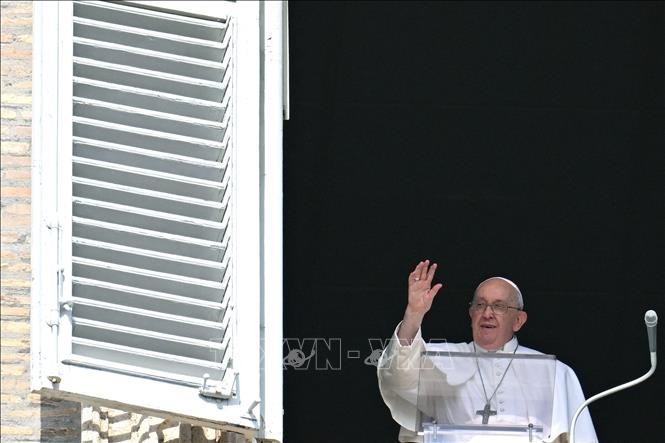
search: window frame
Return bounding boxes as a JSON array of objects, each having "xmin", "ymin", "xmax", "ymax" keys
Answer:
[{"xmin": 30, "ymin": 1, "xmax": 284, "ymax": 439}]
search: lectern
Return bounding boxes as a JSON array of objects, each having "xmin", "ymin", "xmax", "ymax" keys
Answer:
[{"xmin": 415, "ymin": 350, "xmax": 556, "ymax": 443}]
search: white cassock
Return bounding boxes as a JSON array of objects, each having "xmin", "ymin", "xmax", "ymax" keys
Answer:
[{"xmin": 378, "ymin": 323, "xmax": 598, "ymax": 443}]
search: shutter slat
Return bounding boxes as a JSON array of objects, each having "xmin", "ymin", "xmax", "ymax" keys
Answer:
[
  {"xmin": 73, "ymin": 258, "xmax": 227, "ymax": 303},
  {"xmin": 63, "ymin": 354, "xmax": 225, "ymax": 387},
  {"xmin": 74, "ymin": 58, "xmax": 226, "ymax": 102},
  {"xmin": 73, "ymin": 77, "xmax": 225, "ymax": 122},
  {"xmin": 73, "ymin": 118, "xmax": 228, "ymax": 161},
  {"xmin": 73, "ymin": 156, "xmax": 225, "ymax": 201},
  {"xmin": 69, "ymin": 338, "xmax": 225, "ymax": 386},
  {"xmin": 73, "ymin": 297, "xmax": 225, "ymax": 340},
  {"xmin": 74, "ymin": 38, "xmax": 226, "ymax": 82},
  {"xmin": 73, "ymin": 1, "xmax": 228, "ymax": 41},
  {"xmin": 73, "ymin": 177, "xmax": 227, "ymax": 220},
  {"xmin": 73, "ymin": 98, "xmax": 227, "ymax": 141},
  {"xmin": 73, "ymin": 137, "xmax": 225, "ymax": 181},
  {"xmin": 72, "ymin": 277, "xmax": 226, "ymax": 322},
  {"xmin": 73, "ymin": 137, "xmax": 226, "ymax": 181},
  {"xmin": 72, "ymin": 318, "xmax": 229, "ymax": 362},
  {"xmin": 73, "ymin": 237, "xmax": 226, "ymax": 282},
  {"xmin": 73, "ymin": 198, "xmax": 228, "ymax": 242},
  {"xmin": 73, "ymin": 217, "xmax": 227, "ymax": 262},
  {"xmin": 70, "ymin": 338, "xmax": 226, "ymax": 382},
  {"xmin": 74, "ymin": 17, "xmax": 227, "ymax": 62}
]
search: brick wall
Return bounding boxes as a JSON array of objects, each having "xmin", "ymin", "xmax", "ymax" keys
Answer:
[{"xmin": 1, "ymin": 3, "xmax": 251, "ymax": 442}]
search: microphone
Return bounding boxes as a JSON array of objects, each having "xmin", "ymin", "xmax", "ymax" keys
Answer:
[
  {"xmin": 645, "ymin": 310, "xmax": 658, "ymax": 353},
  {"xmin": 570, "ymin": 310, "xmax": 658, "ymax": 443}
]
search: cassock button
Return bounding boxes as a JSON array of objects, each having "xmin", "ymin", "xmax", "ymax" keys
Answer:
[{"xmin": 495, "ymin": 371, "xmax": 501, "ymax": 376}]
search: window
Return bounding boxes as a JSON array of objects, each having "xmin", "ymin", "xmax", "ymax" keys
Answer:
[{"xmin": 31, "ymin": 1, "xmax": 285, "ymax": 440}]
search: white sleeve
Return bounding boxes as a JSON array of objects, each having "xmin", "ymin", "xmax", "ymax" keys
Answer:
[
  {"xmin": 547, "ymin": 362, "xmax": 598, "ymax": 443},
  {"xmin": 377, "ymin": 322, "xmax": 426, "ymax": 432}
]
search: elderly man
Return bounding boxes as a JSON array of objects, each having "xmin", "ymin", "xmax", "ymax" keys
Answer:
[{"xmin": 378, "ymin": 260, "xmax": 598, "ymax": 443}]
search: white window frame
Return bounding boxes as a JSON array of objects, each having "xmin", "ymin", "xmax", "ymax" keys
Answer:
[{"xmin": 30, "ymin": 1, "xmax": 284, "ymax": 440}]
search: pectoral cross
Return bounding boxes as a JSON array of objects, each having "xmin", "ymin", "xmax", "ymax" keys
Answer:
[{"xmin": 476, "ymin": 403, "xmax": 497, "ymax": 424}]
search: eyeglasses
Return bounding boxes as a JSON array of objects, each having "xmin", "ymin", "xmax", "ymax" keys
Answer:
[{"xmin": 469, "ymin": 301, "xmax": 521, "ymax": 315}]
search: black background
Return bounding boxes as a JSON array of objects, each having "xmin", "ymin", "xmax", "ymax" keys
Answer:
[{"xmin": 283, "ymin": 2, "xmax": 664, "ymax": 442}]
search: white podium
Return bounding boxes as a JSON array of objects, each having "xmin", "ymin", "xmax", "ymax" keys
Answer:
[{"xmin": 415, "ymin": 350, "xmax": 557, "ymax": 443}]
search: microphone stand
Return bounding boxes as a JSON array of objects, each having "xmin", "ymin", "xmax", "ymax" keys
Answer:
[{"xmin": 569, "ymin": 310, "xmax": 658, "ymax": 443}]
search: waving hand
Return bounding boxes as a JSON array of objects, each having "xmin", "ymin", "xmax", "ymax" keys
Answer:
[{"xmin": 398, "ymin": 260, "xmax": 443, "ymax": 344}]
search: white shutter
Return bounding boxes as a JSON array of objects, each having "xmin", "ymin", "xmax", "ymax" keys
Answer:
[
  {"xmin": 68, "ymin": 0, "xmax": 235, "ymax": 390},
  {"xmin": 31, "ymin": 1, "xmax": 284, "ymax": 437},
  {"xmin": 65, "ymin": 2, "xmax": 234, "ymax": 392}
]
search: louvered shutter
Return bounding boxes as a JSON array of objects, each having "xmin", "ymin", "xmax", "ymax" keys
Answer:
[
  {"xmin": 31, "ymin": 1, "xmax": 284, "ymax": 435},
  {"xmin": 67, "ymin": 0, "xmax": 235, "ymax": 392}
]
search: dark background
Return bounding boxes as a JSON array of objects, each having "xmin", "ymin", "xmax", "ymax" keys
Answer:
[{"xmin": 283, "ymin": 2, "xmax": 664, "ymax": 442}]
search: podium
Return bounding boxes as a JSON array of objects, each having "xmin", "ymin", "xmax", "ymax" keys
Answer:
[{"xmin": 415, "ymin": 349, "xmax": 557, "ymax": 443}]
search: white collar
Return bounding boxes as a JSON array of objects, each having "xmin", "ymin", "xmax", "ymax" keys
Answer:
[{"xmin": 473, "ymin": 336, "xmax": 519, "ymax": 354}]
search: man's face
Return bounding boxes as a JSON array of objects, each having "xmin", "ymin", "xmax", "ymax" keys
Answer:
[{"xmin": 469, "ymin": 279, "xmax": 527, "ymax": 350}]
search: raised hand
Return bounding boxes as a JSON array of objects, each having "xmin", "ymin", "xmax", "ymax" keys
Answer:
[
  {"xmin": 407, "ymin": 260, "xmax": 443, "ymax": 316},
  {"xmin": 398, "ymin": 260, "xmax": 443, "ymax": 344}
]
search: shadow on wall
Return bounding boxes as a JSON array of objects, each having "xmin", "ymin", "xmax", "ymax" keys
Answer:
[
  {"xmin": 39, "ymin": 397, "xmax": 81, "ymax": 441},
  {"xmin": 78, "ymin": 405, "xmax": 248, "ymax": 443}
]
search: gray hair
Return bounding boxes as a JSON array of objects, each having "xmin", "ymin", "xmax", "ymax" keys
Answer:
[{"xmin": 474, "ymin": 276, "xmax": 524, "ymax": 310}]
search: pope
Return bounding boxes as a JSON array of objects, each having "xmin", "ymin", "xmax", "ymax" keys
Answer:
[{"xmin": 378, "ymin": 260, "xmax": 598, "ymax": 443}]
